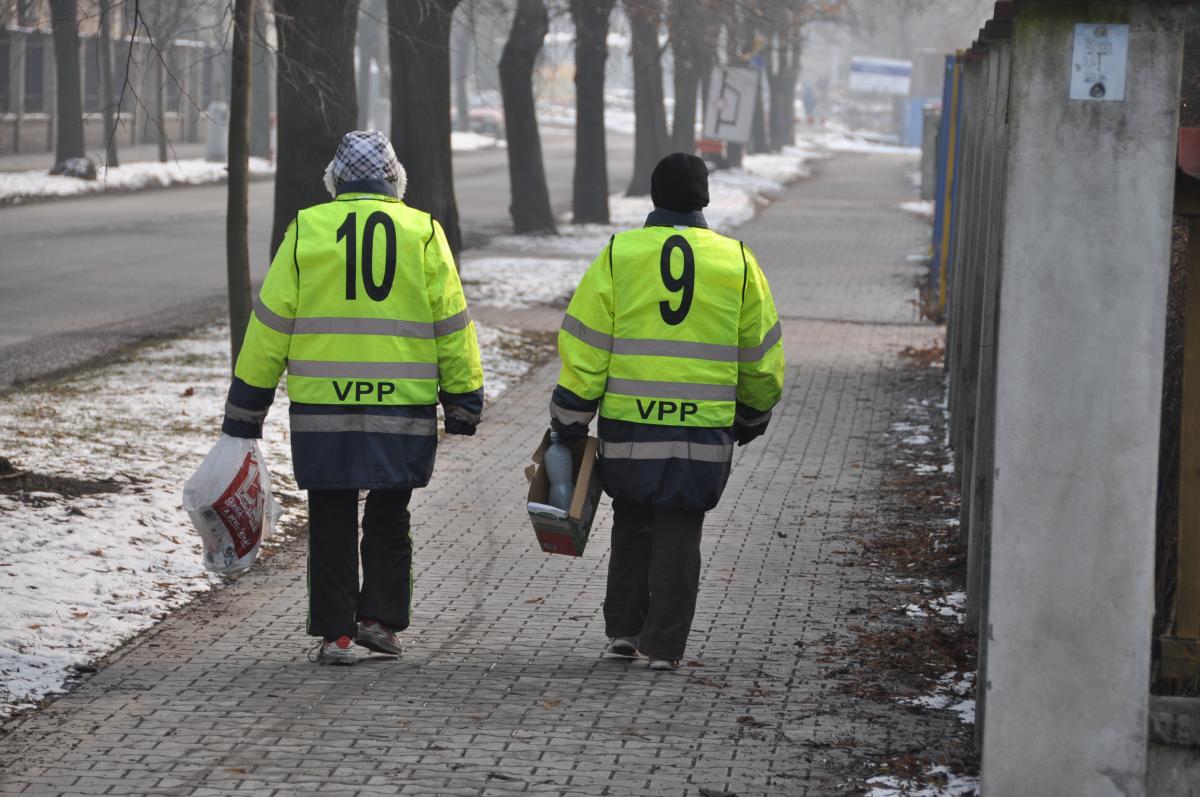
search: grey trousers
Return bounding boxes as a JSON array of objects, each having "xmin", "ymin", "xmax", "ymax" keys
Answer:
[{"xmin": 603, "ymin": 498, "xmax": 705, "ymax": 661}]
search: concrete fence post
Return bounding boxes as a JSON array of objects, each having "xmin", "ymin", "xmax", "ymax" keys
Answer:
[{"xmin": 981, "ymin": 2, "xmax": 1186, "ymax": 793}]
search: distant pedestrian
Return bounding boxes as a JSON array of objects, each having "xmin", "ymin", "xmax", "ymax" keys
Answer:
[
  {"xmin": 550, "ymin": 153, "xmax": 785, "ymax": 670},
  {"xmin": 220, "ymin": 130, "xmax": 484, "ymax": 665}
]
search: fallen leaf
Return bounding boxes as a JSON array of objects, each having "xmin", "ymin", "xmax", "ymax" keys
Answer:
[
  {"xmin": 736, "ymin": 715, "xmax": 765, "ymax": 728},
  {"xmin": 28, "ymin": 623, "xmax": 41, "ymax": 630},
  {"xmin": 525, "ymin": 597, "xmax": 544, "ymax": 604},
  {"xmin": 89, "ymin": 548, "xmax": 104, "ymax": 557},
  {"xmin": 225, "ymin": 767, "xmax": 247, "ymax": 775},
  {"xmin": 72, "ymin": 611, "xmax": 88, "ymax": 619},
  {"xmin": 542, "ymin": 699, "xmax": 561, "ymax": 709},
  {"xmin": 181, "ymin": 387, "xmax": 195, "ymax": 397}
]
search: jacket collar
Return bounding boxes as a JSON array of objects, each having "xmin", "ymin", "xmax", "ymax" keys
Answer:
[
  {"xmin": 644, "ymin": 207, "xmax": 708, "ymax": 229},
  {"xmin": 336, "ymin": 178, "xmax": 398, "ymax": 199}
]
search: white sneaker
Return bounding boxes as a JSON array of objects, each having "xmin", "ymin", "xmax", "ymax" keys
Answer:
[
  {"xmin": 356, "ymin": 619, "xmax": 402, "ymax": 656},
  {"xmin": 648, "ymin": 658, "xmax": 680, "ymax": 671},
  {"xmin": 316, "ymin": 635, "xmax": 355, "ymax": 666},
  {"xmin": 604, "ymin": 636, "xmax": 639, "ymax": 658}
]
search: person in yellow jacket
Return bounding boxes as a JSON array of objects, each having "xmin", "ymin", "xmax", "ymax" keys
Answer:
[
  {"xmin": 221, "ymin": 130, "xmax": 484, "ymax": 665},
  {"xmin": 550, "ymin": 153, "xmax": 784, "ymax": 670}
]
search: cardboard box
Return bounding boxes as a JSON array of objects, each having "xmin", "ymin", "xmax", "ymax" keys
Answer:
[{"xmin": 525, "ymin": 431, "xmax": 602, "ymax": 556}]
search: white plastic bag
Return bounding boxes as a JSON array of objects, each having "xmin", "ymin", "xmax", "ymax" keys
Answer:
[{"xmin": 182, "ymin": 435, "xmax": 282, "ymax": 575}]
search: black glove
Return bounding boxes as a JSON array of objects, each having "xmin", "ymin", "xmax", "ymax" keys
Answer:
[
  {"xmin": 445, "ymin": 417, "xmax": 476, "ymax": 436},
  {"xmin": 734, "ymin": 422, "xmax": 765, "ymax": 447}
]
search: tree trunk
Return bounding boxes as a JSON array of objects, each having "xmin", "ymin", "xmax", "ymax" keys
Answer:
[
  {"xmin": 250, "ymin": 4, "xmax": 272, "ymax": 159},
  {"xmin": 625, "ymin": 0, "xmax": 668, "ymax": 197},
  {"xmin": 724, "ymin": 7, "xmax": 743, "ymax": 168},
  {"xmin": 227, "ymin": 0, "xmax": 255, "ymax": 367},
  {"xmin": 569, "ymin": 0, "xmax": 614, "ymax": 224},
  {"xmin": 748, "ymin": 70, "xmax": 767, "ymax": 154},
  {"xmin": 498, "ymin": 0, "xmax": 554, "ymax": 235},
  {"xmin": 356, "ymin": 0, "xmax": 380, "ymax": 129},
  {"xmin": 271, "ymin": 0, "xmax": 359, "ymax": 257},
  {"xmin": 98, "ymin": 0, "xmax": 119, "ymax": 167},
  {"xmin": 155, "ymin": 51, "xmax": 167, "ymax": 162},
  {"xmin": 49, "ymin": 0, "xmax": 84, "ymax": 168},
  {"xmin": 388, "ymin": 0, "xmax": 461, "ymax": 255},
  {"xmin": 453, "ymin": 3, "xmax": 472, "ymax": 132},
  {"xmin": 667, "ymin": 0, "xmax": 716, "ymax": 155}
]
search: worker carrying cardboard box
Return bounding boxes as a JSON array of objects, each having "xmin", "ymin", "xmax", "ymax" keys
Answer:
[{"xmin": 549, "ymin": 153, "xmax": 785, "ymax": 670}]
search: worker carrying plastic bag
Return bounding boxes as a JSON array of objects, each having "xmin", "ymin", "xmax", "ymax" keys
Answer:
[{"xmin": 182, "ymin": 435, "xmax": 281, "ymax": 575}]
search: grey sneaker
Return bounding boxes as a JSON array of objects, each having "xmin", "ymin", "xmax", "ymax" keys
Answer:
[
  {"xmin": 648, "ymin": 658, "xmax": 680, "ymax": 671},
  {"xmin": 316, "ymin": 636, "xmax": 355, "ymax": 666},
  {"xmin": 604, "ymin": 636, "xmax": 639, "ymax": 658},
  {"xmin": 356, "ymin": 619, "xmax": 402, "ymax": 656}
]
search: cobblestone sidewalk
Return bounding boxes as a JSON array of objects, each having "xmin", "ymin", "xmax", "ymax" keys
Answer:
[{"xmin": 0, "ymin": 153, "xmax": 949, "ymax": 796}]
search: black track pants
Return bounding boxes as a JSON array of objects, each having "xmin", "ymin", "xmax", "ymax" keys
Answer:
[
  {"xmin": 603, "ymin": 498, "xmax": 704, "ymax": 661},
  {"xmin": 306, "ymin": 489, "xmax": 413, "ymax": 640}
]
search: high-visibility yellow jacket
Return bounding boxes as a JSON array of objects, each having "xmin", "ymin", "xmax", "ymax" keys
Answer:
[
  {"xmin": 551, "ymin": 208, "xmax": 784, "ymax": 511},
  {"xmin": 222, "ymin": 183, "xmax": 483, "ymax": 490}
]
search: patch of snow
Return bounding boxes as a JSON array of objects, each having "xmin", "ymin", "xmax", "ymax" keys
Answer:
[
  {"xmin": 461, "ymin": 256, "xmax": 588, "ymax": 310},
  {"xmin": 450, "ymin": 131, "xmax": 505, "ymax": 151},
  {"xmin": 901, "ymin": 200, "xmax": 935, "ymax": 220},
  {"xmin": 904, "ymin": 434, "xmax": 932, "ymax": 446},
  {"xmin": 866, "ymin": 766, "xmax": 979, "ymax": 797},
  {"xmin": 0, "ymin": 157, "xmax": 274, "ymax": 204}
]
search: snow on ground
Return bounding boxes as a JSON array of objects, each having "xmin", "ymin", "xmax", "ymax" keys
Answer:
[
  {"xmin": 901, "ymin": 200, "xmax": 935, "ymax": 220},
  {"xmin": 0, "ymin": 131, "xmax": 504, "ymax": 205},
  {"xmin": 0, "ymin": 319, "xmax": 534, "ymax": 720},
  {"xmin": 866, "ymin": 767, "xmax": 980, "ymax": 797},
  {"xmin": 449, "ymin": 131, "xmax": 505, "ymax": 151},
  {"xmin": 0, "ymin": 157, "xmax": 275, "ymax": 205},
  {"xmin": 801, "ymin": 123, "xmax": 921, "ymax": 156},
  {"xmin": 462, "ymin": 257, "xmax": 589, "ymax": 309}
]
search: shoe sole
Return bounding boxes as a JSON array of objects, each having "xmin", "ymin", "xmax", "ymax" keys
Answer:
[
  {"xmin": 604, "ymin": 647, "xmax": 639, "ymax": 659},
  {"xmin": 317, "ymin": 654, "xmax": 355, "ymax": 666}
]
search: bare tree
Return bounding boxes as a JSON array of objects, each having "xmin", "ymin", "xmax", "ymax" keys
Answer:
[
  {"xmin": 569, "ymin": 0, "xmax": 616, "ymax": 223},
  {"xmin": 250, "ymin": 4, "xmax": 273, "ymax": 159},
  {"xmin": 388, "ymin": 0, "xmax": 462, "ymax": 254},
  {"xmin": 98, "ymin": 0, "xmax": 120, "ymax": 167},
  {"xmin": 763, "ymin": 2, "xmax": 802, "ymax": 150},
  {"xmin": 143, "ymin": 0, "xmax": 189, "ymax": 163},
  {"xmin": 49, "ymin": 0, "xmax": 85, "ymax": 170},
  {"xmin": 667, "ymin": 0, "xmax": 719, "ymax": 154},
  {"xmin": 498, "ymin": 0, "xmax": 555, "ymax": 234},
  {"xmin": 357, "ymin": 0, "xmax": 385, "ymax": 129},
  {"xmin": 625, "ymin": 0, "xmax": 669, "ymax": 196},
  {"xmin": 452, "ymin": 1, "xmax": 473, "ymax": 132},
  {"xmin": 228, "ymin": 0, "xmax": 255, "ymax": 365},
  {"xmin": 271, "ymin": 0, "xmax": 359, "ymax": 256}
]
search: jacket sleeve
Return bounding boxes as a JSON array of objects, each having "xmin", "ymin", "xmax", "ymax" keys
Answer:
[
  {"xmin": 222, "ymin": 220, "xmax": 299, "ymax": 439},
  {"xmin": 551, "ymin": 237, "xmax": 615, "ymax": 438},
  {"xmin": 735, "ymin": 244, "xmax": 785, "ymax": 436},
  {"xmin": 424, "ymin": 218, "xmax": 484, "ymax": 428}
]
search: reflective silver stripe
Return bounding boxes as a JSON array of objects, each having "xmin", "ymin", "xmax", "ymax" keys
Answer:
[
  {"xmin": 605, "ymin": 377, "xmax": 736, "ymax": 402},
  {"xmin": 599, "ymin": 439, "xmax": 733, "ymax": 464},
  {"xmin": 612, "ymin": 337, "xmax": 739, "ymax": 362},
  {"xmin": 290, "ymin": 414, "xmax": 437, "ymax": 435},
  {"xmin": 738, "ymin": 321, "xmax": 783, "ymax": 362},
  {"xmin": 549, "ymin": 399, "xmax": 595, "ymax": 426},
  {"xmin": 292, "ymin": 316, "xmax": 435, "ymax": 338},
  {"xmin": 735, "ymin": 408, "xmax": 772, "ymax": 428},
  {"xmin": 561, "ymin": 314, "xmax": 614, "ymax": 351},
  {"xmin": 254, "ymin": 298, "xmax": 295, "ymax": 336},
  {"xmin": 446, "ymin": 405, "xmax": 481, "ymax": 424},
  {"xmin": 224, "ymin": 401, "xmax": 267, "ymax": 424},
  {"xmin": 433, "ymin": 309, "xmax": 472, "ymax": 337},
  {"xmin": 287, "ymin": 360, "xmax": 440, "ymax": 379}
]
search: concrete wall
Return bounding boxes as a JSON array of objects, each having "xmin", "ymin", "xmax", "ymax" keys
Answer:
[
  {"xmin": 1148, "ymin": 697, "xmax": 1200, "ymax": 795},
  {"xmin": 981, "ymin": 3, "xmax": 1186, "ymax": 794}
]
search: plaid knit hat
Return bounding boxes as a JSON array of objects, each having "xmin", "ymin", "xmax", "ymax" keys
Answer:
[{"xmin": 322, "ymin": 130, "xmax": 407, "ymax": 199}]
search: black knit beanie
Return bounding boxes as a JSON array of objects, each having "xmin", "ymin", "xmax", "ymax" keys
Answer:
[{"xmin": 651, "ymin": 153, "xmax": 710, "ymax": 212}]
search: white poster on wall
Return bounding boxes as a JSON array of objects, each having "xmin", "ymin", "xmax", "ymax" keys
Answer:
[
  {"xmin": 1069, "ymin": 23, "xmax": 1129, "ymax": 101},
  {"xmin": 702, "ymin": 66, "xmax": 760, "ymax": 144}
]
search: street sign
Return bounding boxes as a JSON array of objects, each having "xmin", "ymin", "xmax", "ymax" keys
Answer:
[
  {"xmin": 1069, "ymin": 23, "xmax": 1129, "ymax": 102},
  {"xmin": 848, "ymin": 56, "xmax": 913, "ymax": 96},
  {"xmin": 702, "ymin": 66, "xmax": 760, "ymax": 145}
]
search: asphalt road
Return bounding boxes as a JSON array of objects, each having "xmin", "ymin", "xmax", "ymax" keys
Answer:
[{"xmin": 0, "ymin": 128, "xmax": 633, "ymax": 392}]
